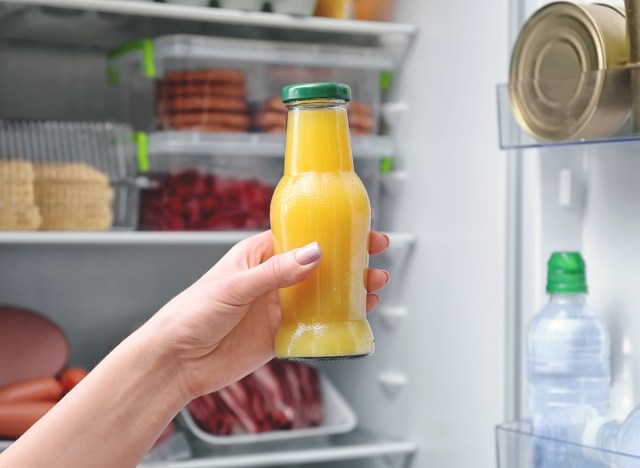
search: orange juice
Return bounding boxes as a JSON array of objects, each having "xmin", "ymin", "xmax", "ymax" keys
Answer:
[{"xmin": 271, "ymin": 82, "xmax": 375, "ymax": 360}]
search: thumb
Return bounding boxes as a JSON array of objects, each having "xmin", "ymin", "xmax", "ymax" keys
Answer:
[{"xmin": 227, "ymin": 242, "xmax": 322, "ymax": 302}]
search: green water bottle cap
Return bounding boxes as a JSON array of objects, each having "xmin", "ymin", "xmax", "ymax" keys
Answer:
[
  {"xmin": 281, "ymin": 82, "xmax": 351, "ymax": 103},
  {"xmin": 546, "ymin": 251, "xmax": 588, "ymax": 293}
]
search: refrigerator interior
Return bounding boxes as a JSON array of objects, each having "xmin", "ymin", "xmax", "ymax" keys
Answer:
[{"xmin": 0, "ymin": 1, "xmax": 510, "ymax": 467}]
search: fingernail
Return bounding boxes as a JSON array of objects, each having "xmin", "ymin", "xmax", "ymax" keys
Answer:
[
  {"xmin": 295, "ymin": 242, "xmax": 321, "ymax": 265},
  {"xmin": 383, "ymin": 234, "xmax": 391, "ymax": 248},
  {"xmin": 382, "ymin": 270, "xmax": 390, "ymax": 283}
]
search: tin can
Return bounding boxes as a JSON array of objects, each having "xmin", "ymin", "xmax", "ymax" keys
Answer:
[
  {"xmin": 509, "ymin": 2, "xmax": 630, "ymax": 142},
  {"xmin": 623, "ymin": 0, "xmax": 640, "ymax": 132}
]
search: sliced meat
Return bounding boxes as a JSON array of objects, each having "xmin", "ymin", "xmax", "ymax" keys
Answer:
[
  {"xmin": 186, "ymin": 360, "xmax": 324, "ymax": 436},
  {"xmin": 218, "ymin": 380, "xmax": 260, "ymax": 433}
]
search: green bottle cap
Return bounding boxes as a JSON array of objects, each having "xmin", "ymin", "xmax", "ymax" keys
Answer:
[
  {"xmin": 546, "ymin": 252, "xmax": 588, "ymax": 293},
  {"xmin": 281, "ymin": 82, "xmax": 351, "ymax": 103}
]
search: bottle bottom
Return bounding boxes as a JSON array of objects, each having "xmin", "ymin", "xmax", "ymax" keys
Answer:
[
  {"xmin": 275, "ymin": 320, "xmax": 375, "ymax": 360},
  {"xmin": 279, "ymin": 353, "xmax": 371, "ymax": 363}
]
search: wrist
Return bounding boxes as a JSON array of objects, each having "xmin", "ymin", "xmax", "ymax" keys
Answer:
[{"xmin": 127, "ymin": 323, "xmax": 194, "ymax": 406}]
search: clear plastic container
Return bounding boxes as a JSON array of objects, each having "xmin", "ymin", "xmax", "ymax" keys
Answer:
[
  {"xmin": 107, "ymin": 35, "xmax": 393, "ymax": 135},
  {"xmin": 0, "ymin": 120, "xmax": 137, "ymax": 231},
  {"xmin": 496, "ymin": 420, "xmax": 640, "ymax": 468},
  {"xmin": 137, "ymin": 132, "xmax": 385, "ymax": 231}
]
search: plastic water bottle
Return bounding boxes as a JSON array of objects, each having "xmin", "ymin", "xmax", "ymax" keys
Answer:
[
  {"xmin": 582, "ymin": 406, "xmax": 640, "ymax": 467},
  {"xmin": 527, "ymin": 252, "xmax": 611, "ymax": 466}
]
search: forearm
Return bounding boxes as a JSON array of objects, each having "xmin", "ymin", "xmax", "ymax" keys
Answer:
[{"xmin": 0, "ymin": 326, "xmax": 190, "ymax": 468}]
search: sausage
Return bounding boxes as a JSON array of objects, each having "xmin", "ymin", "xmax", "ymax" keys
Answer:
[
  {"xmin": 0, "ymin": 401, "xmax": 55, "ymax": 438},
  {"xmin": 57, "ymin": 368, "xmax": 88, "ymax": 393},
  {"xmin": 0, "ymin": 376, "xmax": 63, "ymax": 403}
]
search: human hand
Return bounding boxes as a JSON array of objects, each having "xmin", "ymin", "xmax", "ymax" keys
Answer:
[{"xmin": 146, "ymin": 230, "xmax": 390, "ymax": 401}]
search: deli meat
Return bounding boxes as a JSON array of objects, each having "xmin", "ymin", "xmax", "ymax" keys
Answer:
[{"xmin": 187, "ymin": 360, "xmax": 323, "ymax": 435}]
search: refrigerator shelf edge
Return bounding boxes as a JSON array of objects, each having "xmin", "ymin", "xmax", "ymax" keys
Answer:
[
  {"xmin": 1, "ymin": 0, "xmax": 417, "ymax": 36},
  {"xmin": 0, "ymin": 0, "xmax": 416, "ymax": 52},
  {"xmin": 0, "ymin": 231, "xmax": 415, "ymax": 246},
  {"xmin": 138, "ymin": 431, "xmax": 417, "ymax": 468}
]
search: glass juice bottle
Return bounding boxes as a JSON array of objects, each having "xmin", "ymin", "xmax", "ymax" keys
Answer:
[{"xmin": 270, "ymin": 82, "xmax": 375, "ymax": 360}]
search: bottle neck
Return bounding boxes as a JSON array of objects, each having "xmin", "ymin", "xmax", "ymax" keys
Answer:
[
  {"xmin": 284, "ymin": 99, "xmax": 353, "ymax": 174},
  {"xmin": 549, "ymin": 292, "xmax": 587, "ymax": 304}
]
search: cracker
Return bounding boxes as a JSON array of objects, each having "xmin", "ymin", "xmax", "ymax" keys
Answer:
[
  {"xmin": 35, "ymin": 163, "xmax": 110, "ymax": 185},
  {"xmin": 0, "ymin": 206, "xmax": 41, "ymax": 231},
  {"xmin": 39, "ymin": 212, "xmax": 112, "ymax": 231},
  {"xmin": 0, "ymin": 160, "xmax": 35, "ymax": 182}
]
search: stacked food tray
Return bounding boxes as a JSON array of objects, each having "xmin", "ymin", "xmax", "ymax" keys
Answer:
[
  {"xmin": 108, "ymin": 34, "xmax": 394, "ymax": 231},
  {"xmin": 136, "ymin": 132, "xmax": 387, "ymax": 231},
  {"xmin": 0, "ymin": 120, "xmax": 137, "ymax": 231},
  {"xmin": 108, "ymin": 35, "xmax": 392, "ymax": 135}
]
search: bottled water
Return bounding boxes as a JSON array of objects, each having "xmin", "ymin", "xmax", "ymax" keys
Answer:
[
  {"xmin": 527, "ymin": 252, "xmax": 611, "ymax": 466},
  {"xmin": 582, "ymin": 406, "xmax": 640, "ymax": 467}
]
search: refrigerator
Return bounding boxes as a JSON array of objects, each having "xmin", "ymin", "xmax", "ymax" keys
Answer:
[{"xmin": 3, "ymin": 0, "xmax": 620, "ymax": 467}]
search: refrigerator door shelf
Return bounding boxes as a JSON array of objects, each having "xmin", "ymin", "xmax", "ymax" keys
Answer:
[
  {"xmin": 496, "ymin": 420, "xmax": 640, "ymax": 468},
  {"xmin": 497, "ymin": 66, "xmax": 640, "ymax": 151}
]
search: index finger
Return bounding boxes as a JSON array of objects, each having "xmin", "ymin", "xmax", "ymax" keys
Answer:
[{"xmin": 369, "ymin": 231, "xmax": 390, "ymax": 256}]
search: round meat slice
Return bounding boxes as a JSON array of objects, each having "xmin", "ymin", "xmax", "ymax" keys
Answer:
[{"xmin": 0, "ymin": 306, "xmax": 68, "ymax": 388}]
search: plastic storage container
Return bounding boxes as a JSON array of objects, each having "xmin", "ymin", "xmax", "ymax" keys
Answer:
[
  {"xmin": 136, "ymin": 132, "xmax": 387, "ymax": 231},
  {"xmin": 0, "ymin": 120, "xmax": 137, "ymax": 231},
  {"xmin": 496, "ymin": 420, "xmax": 640, "ymax": 468},
  {"xmin": 107, "ymin": 35, "xmax": 394, "ymax": 135},
  {"xmin": 180, "ymin": 371, "xmax": 357, "ymax": 445}
]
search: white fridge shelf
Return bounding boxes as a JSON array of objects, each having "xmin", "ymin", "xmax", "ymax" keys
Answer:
[
  {"xmin": 147, "ymin": 132, "xmax": 395, "ymax": 160},
  {"xmin": 1, "ymin": 0, "xmax": 416, "ymax": 36},
  {"xmin": 0, "ymin": 231, "xmax": 415, "ymax": 247},
  {"xmin": 139, "ymin": 430, "xmax": 417, "ymax": 468},
  {"xmin": 0, "ymin": 1, "xmax": 416, "ymax": 52}
]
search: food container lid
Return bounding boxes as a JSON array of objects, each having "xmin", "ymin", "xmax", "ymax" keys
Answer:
[
  {"xmin": 509, "ymin": 2, "xmax": 628, "ymax": 141},
  {"xmin": 282, "ymin": 82, "xmax": 351, "ymax": 103}
]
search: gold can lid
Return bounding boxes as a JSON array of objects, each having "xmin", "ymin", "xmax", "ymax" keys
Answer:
[{"xmin": 509, "ymin": 2, "xmax": 627, "ymax": 141}]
